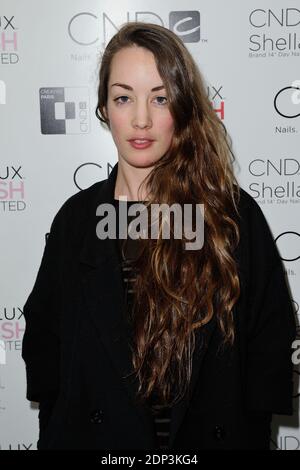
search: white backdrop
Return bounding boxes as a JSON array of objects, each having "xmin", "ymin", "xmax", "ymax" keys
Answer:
[{"xmin": 0, "ymin": 0, "xmax": 299, "ymax": 450}]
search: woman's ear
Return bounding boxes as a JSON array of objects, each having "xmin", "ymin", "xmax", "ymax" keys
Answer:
[
  {"xmin": 103, "ymin": 106, "xmax": 108, "ymax": 120},
  {"xmin": 102, "ymin": 106, "xmax": 110, "ymax": 128}
]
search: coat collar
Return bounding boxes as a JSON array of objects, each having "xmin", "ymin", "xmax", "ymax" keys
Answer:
[
  {"xmin": 78, "ymin": 161, "xmax": 120, "ymax": 269},
  {"xmin": 79, "ymin": 161, "xmax": 217, "ymax": 449}
]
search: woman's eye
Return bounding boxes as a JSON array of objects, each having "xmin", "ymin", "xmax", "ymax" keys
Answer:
[
  {"xmin": 114, "ymin": 96, "xmax": 129, "ymax": 104},
  {"xmin": 114, "ymin": 96, "xmax": 168, "ymax": 106},
  {"xmin": 155, "ymin": 96, "xmax": 168, "ymax": 105}
]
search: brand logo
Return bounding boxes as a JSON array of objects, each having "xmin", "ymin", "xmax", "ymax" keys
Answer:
[
  {"xmin": 0, "ymin": 307, "xmax": 25, "ymax": 354},
  {"xmin": 68, "ymin": 11, "xmax": 205, "ymax": 47},
  {"xmin": 73, "ymin": 162, "xmax": 104, "ymax": 190},
  {"xmin": 0, "ymin": 165, "xmax": 26, "ymax": 212},
  {"xmin": 248, "ymin": 8, "xmax": 300, "ymax": 56},
  {"xmin": 40, "ymin": 87, "xmax": 90, "ymax": 134},
  {"xmin": 247, "ymin": 158, "xmax": 300, "ymax": 202},
  {"xmin": 249, "ymin": 158, "xmax": 300, "ymax": 176},
  {"xmin": 275, "ymin": 232, "xmax": 300, "ymax": 261},
  {"xmin": 274, "ymin": 86, "xmax": 300, "ymax": 118},
  {"xmin": 169, "ymin": 11, "xmax": 200, "ymax": 42},
  {"xmin": 249, "ymin": 8, "xmax": 300, "ymax": 28}
]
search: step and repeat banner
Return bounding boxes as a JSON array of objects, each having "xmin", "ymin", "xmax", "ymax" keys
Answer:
[{"xmin": 0, "ymin": 0, "xmax": 299, "ymax": 451}]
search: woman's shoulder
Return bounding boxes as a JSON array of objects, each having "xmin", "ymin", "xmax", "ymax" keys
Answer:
[
  {"xmin": 47, "ymin": 179, "xmax": 107, "ymax": 242},
  {"xmin": 236, "ymin": 186, "xmax": 271, "ymax": 231},
  {"xmin": 235, "ymin": 186, "xmax": 281, "ymax": 269},
  {"xmin": 54, "ymin": 179, "xmax": 106, "ymax": 221},
  {"xmin": 237, "ymin": 186, "xmax": 261, "ymax": 213}
]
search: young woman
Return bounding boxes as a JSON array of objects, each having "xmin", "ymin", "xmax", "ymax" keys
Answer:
[{"xmin": 22, "ymin": 22, "xmax": 296, "ymax": 450}]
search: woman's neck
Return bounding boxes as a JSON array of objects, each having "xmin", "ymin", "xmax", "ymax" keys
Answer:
[{"xmin": 114, "ymin": 160, "xmax": 152, "ymax": 201}]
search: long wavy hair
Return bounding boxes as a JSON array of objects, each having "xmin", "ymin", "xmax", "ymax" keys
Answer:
[{"xmin": 95, "ymin": 22, "xmax": 241, "ymax": 408}]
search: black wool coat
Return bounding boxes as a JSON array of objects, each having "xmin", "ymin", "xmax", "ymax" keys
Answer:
[{"xmin": 21, "ymin": 162, "xmax": 297, "ymax": 450}]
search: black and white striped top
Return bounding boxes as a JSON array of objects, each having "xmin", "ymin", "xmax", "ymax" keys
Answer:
[{"xmin": 113, "ymin": 198, "xmax": 172, "ymax": 450}]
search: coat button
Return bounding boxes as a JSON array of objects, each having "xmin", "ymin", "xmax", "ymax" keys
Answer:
[
  {"xmin": 90, "ymin": 409, "xmax": 104, "ymax": 424},
  {"xmin": 213, "ymin": 424, "xmax": 226, "ymax": 440}
]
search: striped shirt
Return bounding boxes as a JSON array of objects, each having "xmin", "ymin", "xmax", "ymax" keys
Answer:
[{"xmin": 113, "ymin": 198, "xmax": 172, "ymax": 450}]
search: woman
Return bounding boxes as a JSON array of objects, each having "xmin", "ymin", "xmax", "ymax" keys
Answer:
[{"xmin": 22, "ymin": 22, "xmax": 296, "ymax": 450}]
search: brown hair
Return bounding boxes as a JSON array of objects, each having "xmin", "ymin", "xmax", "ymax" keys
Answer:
[{"xmin": 95, "ymin": 22, "xmax": 241, "ymax": 407}]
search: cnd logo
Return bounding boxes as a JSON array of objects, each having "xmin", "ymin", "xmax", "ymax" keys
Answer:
[
  {"xmin": 73, "ymin": 162, "xmax": 103, "ymax": 190},
  {"xmin": 169, "ymin": 11, "xmax": 201, "ymax": 42},
  {"xmin": 249, "ymin": 9, "xmax": 300, "ymax": 28},
  {"xmin": 68, "ymin": 11, "xmax": 203, "ymax": 46}
]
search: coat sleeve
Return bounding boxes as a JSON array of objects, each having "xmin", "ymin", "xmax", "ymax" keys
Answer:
[
  {"xmin": 243, "ymin": 195, "xmax": 297, "ymax": 416},
  {"xmin": 21, "ymin": 204, "xmax": 67, "ymax": 405}
]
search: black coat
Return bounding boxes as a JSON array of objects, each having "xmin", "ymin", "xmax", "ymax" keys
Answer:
[{"xmin": 21, "ymin": 162, "xmax": 296, "ymax": 450}]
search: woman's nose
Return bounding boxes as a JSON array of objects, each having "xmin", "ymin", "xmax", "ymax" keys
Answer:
[{"xmin": 132, "ymin": 101, "xmax": 152, "ymax": 128}]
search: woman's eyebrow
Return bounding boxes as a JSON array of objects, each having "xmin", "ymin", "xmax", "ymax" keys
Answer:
[{"xmin": 111, "ymin": 83, "xmax": 165, "ymax": 92}]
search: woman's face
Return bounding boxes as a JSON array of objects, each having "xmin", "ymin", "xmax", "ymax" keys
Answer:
[{"xmin": 103, "ymin": 46, "xmax": 175, "ymax": 169}]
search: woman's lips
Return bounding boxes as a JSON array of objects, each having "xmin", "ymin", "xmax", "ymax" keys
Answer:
[{"xmin": 128, "ymin": 139, "xmax": 154, "ymax": 149}]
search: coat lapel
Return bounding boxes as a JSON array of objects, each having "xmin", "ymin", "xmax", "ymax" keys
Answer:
[{"xmin": 78, "ymin": 161, "xmax": 217, "ymax": 448}]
